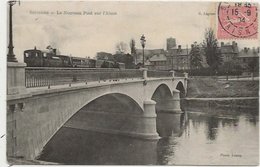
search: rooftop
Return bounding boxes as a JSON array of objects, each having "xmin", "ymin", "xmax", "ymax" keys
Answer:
[
  {"xmin": 166, "ymin": 48, "xmax": 191, "ymax": 56},
  {"xmin": 238, "ymin": 48, "xmax": 260, "ymax": 58},
  {"xmin": 220, "ymin": 45, "xmax": 238, "ymax": 54},
  {"xmin": 136, "ymin": 49, "xmax": 165, "ymax": 55},
  {"xmin": 149, "ymin": 54, "xmax": 167, "ymax": 62}
]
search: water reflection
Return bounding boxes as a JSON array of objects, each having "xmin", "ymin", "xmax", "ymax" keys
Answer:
[
  {"xmin": 39, "ymin": 109, "xmax": 258, "ymax": 165},
  {"xmin": 248, "ymin": 116, "xmax": 258, "ymax": 126},
  {"xmin": 156, "ymin": 137, "xmax": 178, "ymax": 165},
  {"xmin": 39, "ymin": 128, "xmax": 158, "ymax": 165},
  {"xmin": 156, "ymin": 112, "xmax": 186, "ymax": 137},
  {"xmin": 206, "ymin": 116, "xmax": 219, "ymax": 140}
]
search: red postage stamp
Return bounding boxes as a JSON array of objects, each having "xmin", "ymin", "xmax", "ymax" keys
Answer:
[{"xmin": 217, "ymin": 2, "xmax": 258, "ymax": 39}]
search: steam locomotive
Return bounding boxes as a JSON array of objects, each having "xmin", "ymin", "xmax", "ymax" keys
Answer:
[{"xmin": 24, "ymin": 47, "xmax": 125, "ymax": 68}]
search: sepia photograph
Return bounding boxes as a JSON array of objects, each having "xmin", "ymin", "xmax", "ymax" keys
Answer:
[{"xmin": 2, "ymin": 0, "xmax": 259, "ymax": 166}]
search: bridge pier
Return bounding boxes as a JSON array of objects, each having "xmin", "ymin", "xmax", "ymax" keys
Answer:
[
  {"xmin": 155, "ymin": 89, "xmax": 182, "ymax": 113},
  {"xmin": 156, "ymin": 89, "xmax": 184, "ymax": 136},
  {"xmin": 183, "ymin": 72, "xmax": 188, "ymax": 96},
  {"xmin": 141, "ymin": 100, "xmax": 160, "ymax": 140},
  {"xmin": 163, "ymin": 90, "xmax": 182, "ymax": 113}
]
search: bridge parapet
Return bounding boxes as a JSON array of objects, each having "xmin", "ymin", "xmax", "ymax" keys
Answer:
[
  {"xmin": 24, "ymin": 67, "xmax": 185, "ymax": 88},
  {"xmin": 7, "ymin": 62, "xmax": 27, "ymax": 95},
  {"xmin": 147, "ymin": 70, "xmax": 172, "ymax": 78},
  {"xmin": 25, "ymin": 67, "xmax": 144, "ymax": 88},
  {"xmin": 174, "ymin": 71, "xmax": 187, "ymax": 77}
]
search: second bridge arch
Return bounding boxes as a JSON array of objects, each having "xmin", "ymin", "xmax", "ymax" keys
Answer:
[{"xmin": 151, "ymin": 84, "xmax": 184, "ymax": 137}]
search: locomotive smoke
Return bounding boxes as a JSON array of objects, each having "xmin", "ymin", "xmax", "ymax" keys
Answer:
[{"xmin": 48, "ymin": 41, "xmax": 61, "ymax": 54}]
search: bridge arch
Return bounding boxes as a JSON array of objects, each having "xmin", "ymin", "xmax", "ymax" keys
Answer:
[
  {"xmin": 80, "ymin": 93, "xmax": 143, "ymax": 114},
  {"xmin": 151, "ymin": 84, "xmax": 173, "ymax": 112},
  {"xmin": 151, "ymin": 84, "xmax": 173, "ymax": 103},
  {"xmin": 57, "ymin": 92, "xmax": 144, "ymax": 132},
  {"xmin": 176, "ymin": 81, "xmax": 185, "ymax": 98},
  {"xmin": 42, "ymin": 93, "xmax": 145, "ymax": 154}
]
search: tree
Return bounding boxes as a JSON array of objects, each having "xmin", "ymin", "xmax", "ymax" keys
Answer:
[
  {"xmin": 190, "ymin": 42, "xmax": 202, "ymax": 70},
  {"xmin": 113, "ymin": 53, "xmax": 134, "ymax": 69},
  {"xmin": 248, "ymin": 57, "xmax": 259, "ymax": 73},
  {"xmin": 220, "ymin": 61, "xmax": 242, "ymax": 78},
  {"xmin": 115, "ymin": 42, "xmax": 128, "ymax": 54},
  {"xmin": 203, "ymin": 28, "xmax": 223, "ymax": 74},
  {"xmin": 248, "ymin": 58, "xmax": 259, "ymax": 80},
  {"xmin": 129, "ymin": 39, "xmax": 137, "ymax": 64}
]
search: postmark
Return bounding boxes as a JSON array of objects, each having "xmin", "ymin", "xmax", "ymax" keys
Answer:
[{"xmin": 217, "ymin": 2, "xmax": 258, "ymax": 39}]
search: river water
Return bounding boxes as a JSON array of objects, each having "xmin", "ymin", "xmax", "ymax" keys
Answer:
[{"xmin": 39, "ymin": 107, "xmax": 258, "ymax": 165}]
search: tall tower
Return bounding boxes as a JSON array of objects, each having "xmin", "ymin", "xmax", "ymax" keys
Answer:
[{"xmin": 167, "ymin": 37, "xmax": 176, "ymax": 50}]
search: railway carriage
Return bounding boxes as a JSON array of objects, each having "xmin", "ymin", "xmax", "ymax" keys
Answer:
[{"xmin": 24, "ymin": 47, "xmax": 125, "ymax": 69}]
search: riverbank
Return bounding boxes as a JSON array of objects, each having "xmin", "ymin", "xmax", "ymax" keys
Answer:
[
  {"xmin": 187, "ymin": 77, "xmax": 259, "ymax": 98},
  {"xmin": 184, "ymin": 98, "xmax": 258, "ymax": 114},
  {"xmin": 185, "ymin": 77, "xmax": 259, "ymax": 111}
]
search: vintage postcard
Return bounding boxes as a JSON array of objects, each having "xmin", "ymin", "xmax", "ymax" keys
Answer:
[{"xmin": 3, "ymin": 0, "xmax": 259, "ymax": 166}]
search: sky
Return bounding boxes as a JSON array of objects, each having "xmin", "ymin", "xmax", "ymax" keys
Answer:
[{"xmin": 6, "ymin": 1, "xmax": 260, "ymax": 62}]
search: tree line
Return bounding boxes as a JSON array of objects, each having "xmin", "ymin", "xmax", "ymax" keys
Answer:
[
  {"xmin": 189, "ymin": 28, "xmax": 258, "ymax": 76},
  {"xmin": 97, "ymin": 39, "xmax": 137, "ymax": 69}
]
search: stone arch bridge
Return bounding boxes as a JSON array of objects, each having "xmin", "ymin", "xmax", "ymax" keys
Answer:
[{"xmin": 7, "ymin": 63, "xmax": 188, "ymax": 160}]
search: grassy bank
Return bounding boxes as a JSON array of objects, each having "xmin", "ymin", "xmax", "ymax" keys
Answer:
[{"xmin": 187, "ymin": 77, "xmax": 259, "ymax": 98}]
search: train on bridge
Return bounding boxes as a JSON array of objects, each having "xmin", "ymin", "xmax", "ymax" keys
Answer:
[{"xmin": 24, "ymin": 47, "xmax": 125, "ymax": 69}]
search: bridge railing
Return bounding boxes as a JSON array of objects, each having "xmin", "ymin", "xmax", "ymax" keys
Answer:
[
  {"xmin": 25, "ymin": 67, "xmax": 187, "ymax": 88},
  {"xmin": 25, "ymin": 67, "xmax": 143, "ymax": 88},
  {"xmin": 147, "ymin": 70, "xmax": 172, "ymax": 78},
  {"xmin": 174, "ymin": 71, "xmax": 186, "ymax": 77}
]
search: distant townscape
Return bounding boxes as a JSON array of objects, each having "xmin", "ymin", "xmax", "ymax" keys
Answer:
[
  {"xmin": 96, "ymin": 37, "xmax": 259, "ymax": 76},
  {"xmin": 24, "ymin": 36, "xmax": 259, "ymax": 77}
]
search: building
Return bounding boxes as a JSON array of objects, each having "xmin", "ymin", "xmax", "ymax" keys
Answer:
[
  {"xmin": 220, "ymin": 41, "xmax": 239, "ymax": 62},
  {"xmin": 137, "ymin": 39, "xmax": 191, "ymax": 71},
  {"xmin": 166, "ymin": 37, "xmax": 177, "ymax": 50},
  {"xmin": 96, "ymin": 52, "xmax": 114, "ymax": 61},
  {"xmin": 136, "ymin": 49, "xmax": 164, "ymax": 65},
  {"xmin": 135, "ymin": 38, "xmax": 192, "ymax": 70},
  {"xmin": 149, "ymin": 53, "xmax": 168, "ymax": 70},
  {"xmin": 237, "ymin": 47, "xmax": 259, "ymax": 69},
  {"xmin": 138, "ymin": 44, "xmax": 191, "ymax": 71},
  {"xmin": 166, "ymin": 45, "xmax": 191, "ymax": 71}
]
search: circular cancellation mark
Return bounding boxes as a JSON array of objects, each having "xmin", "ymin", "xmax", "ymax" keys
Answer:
[{"xmin": 217, "ymin": 2, "xmax": 258, "ymax": 38}]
